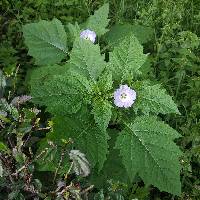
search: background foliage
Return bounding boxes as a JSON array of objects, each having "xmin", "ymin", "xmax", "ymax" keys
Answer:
[{"xmin": 0, "ymin": 0, "xmax": 200, "ymax": 199}]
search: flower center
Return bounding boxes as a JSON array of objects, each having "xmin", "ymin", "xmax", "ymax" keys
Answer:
[{"xmin": 120, "ymin": 93, "xmax": 127, "ymax": 100}]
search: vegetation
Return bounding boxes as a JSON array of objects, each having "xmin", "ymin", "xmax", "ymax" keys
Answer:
[{"xmin": 0, "ymin": 0, "xmax": 200, "ymax": 199}]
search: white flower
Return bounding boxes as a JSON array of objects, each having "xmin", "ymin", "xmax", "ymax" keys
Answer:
[
  {"xmin": 114, "ymin": 85, "xmax": 136, "ymax": 108},
  {"xmin": 80, "ymin": 29, "xmax": 96, "ymax": 43}
]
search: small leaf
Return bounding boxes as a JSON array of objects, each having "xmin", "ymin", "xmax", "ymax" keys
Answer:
[
  {"xmin": 0, "ymin": 98, "xmax": 19, "ymax": 120},
  {"xmin": 0, "ymin": 142, "xmax": 8, "ymax": 152},
  {"xmin": 69, "ymin": 150, "xmax": 90, "ymax": 177},
  {"xmin": 67, "ymin": 22, "xmax": 81, "ymax": 42},
  {"xmin": 94, "ymin": 190, "xmax": 104, "ymax": 200},
  {"xmin": 23, "ymin": 18, "xmax": 68, "ymax": 65},
  {"xmin": 92, "ymin": 100, "xmax": 112, "ymax": 131},
  {"xmin": 97, "ymin": 70, "xmax": 113, "ymax": 92},
  {"xmin": 85, "ymin": 3, "xmax": 110, "ymax": 36},
  {"xmin": 115, "ymin": 116, "xmax": 182, "ymax": 196}
]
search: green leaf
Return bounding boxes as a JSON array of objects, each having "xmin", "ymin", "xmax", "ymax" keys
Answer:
[
  {"xmin": 92, "ymin": 100, "xmax": 112, "ymax": 131},
  {"xmin": 85, "ymin": 3, "xmax": 110, "ymax": 36},
  {"xmin": 67, "ymin": 22, "xmax": 81, "ymax": 42},
  {"xmin": 134, "ymin": 83, "xmax": 180, "ymax": 115},
  {"xmin": 97, "ymin": 70, "xmax": 113, "ymax": 92},
  {"xmin": 36, "ymin": 140, "xmax": 70, "ymax": 174},
  {"xmin": 70, "ymin": 38, "xmax": 106, "ymax": 80},
  {"xmin": 94, "ymin": 190, "xmax": 104, "ymax": 200},
  {"xmin": 0, "ymin": 99, "xmax": 19, "ymax": 120},
  {"xmin": 109, "ymin": 34, "xmax": 147, "ymax": 80},
  {"xmin": 28, "ymin": 64, "xmax": 69, "ymax": 85},
  {"xmin": 52, "ymin": 114, "xmax": 109, "ymax": 171},
  {"xmin": 105, "ymin": 23, "xmax": 154, "ymax": 45},
  {"xmin": 115, "ymin": 116, "xmax": 182, "ymax": 196},
  {"xmin": 90, "ymin": 129, "xmax": 129, "ymax": 188},
  {"xmin": 30, "ymin": 65, "xmax": 92, "ymax": 115},
  {"xmin": 0, "ymin": 142, "xmax": 8, "ymax": 152},
  {"xmin": 23, "ymin": 18, "xmax": 68, "ymax": 65}
]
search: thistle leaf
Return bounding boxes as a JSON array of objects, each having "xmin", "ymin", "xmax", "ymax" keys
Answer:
[{"xmin": 115, "ymin": 116, "xmax": 182, "ymax": 195}]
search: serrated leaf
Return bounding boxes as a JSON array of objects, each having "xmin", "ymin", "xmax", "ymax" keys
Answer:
[
  {"xmin": 67, "ymin": 22, "xmax": 81, "ymax": 42},
  {"xmin": 90, "ymin": 129, "xmax": 129, "ymax": 188},
  {"xmin": 97, "ymin": 70, "xmax": 113, "ymax": 92},
  {"xmin": 70, "ymin": 38, "xmax": 106, "ymax": 80},
  {"xmin": 85, "ymin": 3, "xmax": 110, "ymax": 36},
  {"xmin": 109, "ymin": 34, "xmax": 147, "ymax": 80},
  {"xmin": 53, "ymin": 114, "xmax": 109, "ymax": 171},
  {"xmin": 92, "ymin": 100, "xmax": 112, "ymax": 131},
  {"xmin": 135, "ymin": 83, "xmax": 180, "ymax": 115},
  {"xmin": 115, "ymin": 116, "xmax": 182, "ymax": 196},
  {"xmin": 23, "ymin": 18, "xmax": 68, "ymax": 65},
  {"xmin": 30, "ymin": 65, "xmax": 92, "ymax": 115},
  {"xmin": 28, "ymin": 64, "xmax": 69, "ymax": 84}
]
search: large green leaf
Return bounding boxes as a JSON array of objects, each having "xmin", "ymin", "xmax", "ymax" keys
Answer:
[
  {"xmin": 30, "ymin": 65, "xmax": 92, "ymax": 115},
  {"xmin": 115, "ymin": 116, "xmax": 182, "ymax": 195},
  {"xmin": 70, "ymin": 38, "xmax": 106, "ymax": 80},
  {"xmin": 52, "ymin": 114, "xmax": 109, "ymax": 171},
  {"xmin": 109, "ymin": 34, "xmax": 147, "ymax": 80},
  {"xmin": 134, "ymin": 83, "xmax": 180, "ymax": 115},
  {"xmin": 23, "ymin": 18, "xmax": 68, "ymax": 65},
  {"xmin": 85, "ymin": 3, "xmax": 110, "ymax": 36},
  {"xmin": 90, "ymin": 129, "xmax": 129, "ymax": 188}
]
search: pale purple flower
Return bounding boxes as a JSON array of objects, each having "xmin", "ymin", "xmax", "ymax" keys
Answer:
[
  {"xmin": 114, "ymin": 85, "xmax": 136, "ymax": 108},
  {"xmin": 80, "ymin": 29, "xmax": 96, "ymax": 43}
]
